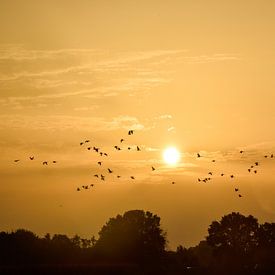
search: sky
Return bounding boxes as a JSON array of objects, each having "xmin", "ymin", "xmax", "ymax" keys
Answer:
[{"xmin": 1, "ymin": 0, "xmax": 275, "ymax": 249}]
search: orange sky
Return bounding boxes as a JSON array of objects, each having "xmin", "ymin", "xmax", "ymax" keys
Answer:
[{"xmin": 1, "ymin": 0, "xmax": 275, "ymax": 248}]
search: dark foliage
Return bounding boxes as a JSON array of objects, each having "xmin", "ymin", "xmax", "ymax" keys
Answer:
[{"xmin": 0, "ymin": 211, "xmax": 274, "ymax": 274}]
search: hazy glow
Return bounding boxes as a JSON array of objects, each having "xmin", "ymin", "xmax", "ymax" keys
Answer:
[{"xmin": 163, "ymin": 147, "xmax": 180, "ymax": 165}]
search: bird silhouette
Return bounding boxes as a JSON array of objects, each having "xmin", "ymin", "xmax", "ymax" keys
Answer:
[
  {"xmin": 240, "ymin": 150, "xmax": 244, "ymax": 154},
  {"xmin": 151, "ymin": 166, "xmax": 156, "ymax": 171},
  {"xmin": 255, "ymin": 162, "xmax": 259, "ymax": 166},
  {"xmin": 87, "ymin": 147, "xmax": 91, "ymax": 150},
  {"xmin": 254, "ymin": 170, "xmax": 257, "ymax": 174},
  {"xmin": 248, "ymin": 169, "xmax": 251, "ymax": 172},
  {"xmin": 85, "ymin": 140, "xmax": 90, "ymax": 143},
  {"xmin": 97, "ymin": 161, "xmax": 102, "ymax": 166},
  {"xmin": 117, "ymin": 175, "xmax": 121, "ymax": 178},
  {"xmin": 271, "ymin": 154, "xmax": 274, "ymax": 158},
  {"xmin": 264, "ymin": 155, "xmax": 268, "ymax": 158},
  {"xmin": 100, "ymin": 152, "xmax": 103, "ymax": 156},
  {"xmin": 212, "ymin": 160, "xmax": 216, "ymax": 162},
  {"xmin": 29, "ymin": 156, "xmax": 34, "ymax": 160},
  {"xmin": 208, "ymin": 172, "xmax": 213, "ymax": 175},
  {"xmin": 43, "ymin": 161, "xmax": 48, "ymax": 165},
  {"xmin": 80, "ymin": 142, "xmax": 84, "ymax": 146},
  {"xmin": 230, "ymin": 175, "xmax": 234, "ymax": 178},
  {"xmin": 235, "ymin": 188, "xmax": 239, "ymax": 192},
  {"xmin": 128, "ymin": 130, "xmax": 134, "ymax": 135},
  {"xmin": 137, "ymin": 146, "xmax": 141, "ymax": 151},
  {"xmin": 94, "ymin": 174, "xmax": 99, "ymax": 178},
  {"xmin": 130, "ymin": 176, "xmax": 135, "ymax": 180},
  {"xmin": 104, "ymin": 153, "xmax": 108, "ymax": 156},
  {"xmin": 197, "ymin": 153, "xmax": 201, "ymax": 158},
  {"xmin": 100, "ymin": 174, "xmax": 105, "ymax": 181},
  {"xmin": 238, "ymin": 194, "xmax": 242, "ymax": 198},
  {"xmin": 53, "ymin": 161, "xmax": 57, "ymax": 164},
  {"xmin": 128, "ymin": 147, "xmax": 131, "ymax": 150},
  {"xmin": 93, "ymin": 147, "xmax": 99, "ymax": 152},
  {"xmin": 172, "ymin": 181, "xmax": 175, "ymax": 184},
  {"xmin": 108, "ymin": 168, "xmax": 113, "ymax": 173},
  {"xmin": 198, "ymin": 178, "xmax": 201, "ymax": 182},
  {"xmin": 221, "ymin": 173, "xmax": 224, "ymax": 176},
  {"xmin": 14, "ymin": 159, "xmax": 20, "ymax": 162},
  {"xmin": 90, "ymin": 184, "xmax": 94, "ymax": 187},
  {"xmin": 77, "ymin": 188, "xmax": 80, "ymax": 191},
  {"xmin": 120, "ymin": 139, "xmax": 124, "ymax": 143}
]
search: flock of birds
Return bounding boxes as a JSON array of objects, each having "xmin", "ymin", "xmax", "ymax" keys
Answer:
[
  {"xmin": 196, "ymin": 151, "xmax": 275, "ymax": 198},
  {"xmin": 13, "ymin": 130, "xmax": 275, "ymax": 199}
]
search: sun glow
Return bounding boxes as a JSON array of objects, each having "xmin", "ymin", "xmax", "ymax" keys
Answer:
[{"xmin": 163, "ymin": 147, "xmax": 180, "ymax": 165}]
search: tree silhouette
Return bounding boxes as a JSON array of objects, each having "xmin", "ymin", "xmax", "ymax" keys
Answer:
[
  {"xmin": 206, "ymin": 212, "xmax": 259, "ymax": 269},
  {"xmin": 95, "ymin": 210, "xmax": 166, "ymax": 262}
]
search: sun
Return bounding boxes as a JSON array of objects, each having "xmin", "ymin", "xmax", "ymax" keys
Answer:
[{"xmin": 163, "ymin": 147, "xmax": 180, "ymax": 165}]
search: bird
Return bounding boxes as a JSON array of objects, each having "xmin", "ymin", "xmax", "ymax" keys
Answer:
[
  {"xmin": 94, "ymin": 174, "xmax": 99, "ymax": 178},
  {"xmin": 128, "ymin": 147, "xmax": 131, "ymax": 150},
  {"xmin": 128, "ymin": 130, "xmax": 134, "ymax": 135},
  {"xmin": 240, "ymin": 150, "xmax": 244, "ymax": 154},
  {"xmin": 114, "ymin": 146, "xmax": 121, "ymax": 150},
  {"xmin": 52, "ymin": 161, "xmax": 57, "ymax": 164},
  {"xmin": 85, "ymin": 140, "xmax": 90, "ymax": 143},
  {"xmin": 137, "ymin": 146, "xmax": 141, "ymax": 151},
  {"xmin": 254, "ymin": 170, "xmax": 257, "ymax": 174},
  {"xmin": 130, "ymin": 176, "xmax": 135, "ymax": 180},
  {"xmin": 29, "ymin": 156, "xmax": 34, "ymax": 160},
  {"xmin": 238, "ymin": 194, "xmax": 242, "ymax": 198},
  {"xmin": 90, "ymin": 184, "xmax": 94, "ymax": 187},
  {"xmin": 271, "ymin": 154, "xmax": 274, "ymax": 158},
  {"xmin": 264, "ymin": 155, "xmax": 268, "ymax": 158},
  {"xmin": 100, "ymin": 174, "xmax": 105, "ymax": 181},
  {"xmin": 97, "ymin": 161, "xmax": 102, "ymax": 166},
  {"xmin": 117, "ymin": 175, "xmax": 121, "ymax": 178},
  {"xmin": 255, "ymin": 162, "xmax": 259, "ymax": 166},
  {"xmin": 172, "ymin": 181, "xmax": 175, "ymax": 184},
  {"xmin": 77, "ymin": 188, "xmax": 80, "ymax": 191},
  {"xmin": 208, "ymin": 172, "xmax": 213, "ymax": 175},
  {"xmin": 197, "ymin": 153, "xmax": 201, "ymax": 158},
  {"xmin": 104, "ymin": 153, "xmax": 108, "ymax": 156},
  {"xmin": 93, "ymin": 147, "xmax": 99, "ymax": 152},
  {"xmin": 120, "ymin": 139, "xmax": 124, "ymax": 143},
  {"xmin": 202, "ymin": 179, "xmax": 207, "ymax": 183},
  {"xmin": 108, "ymin": 168, "xmax": 113, "ymax": 173},
  {"xmin": 230, "ymin": 175, "xmax": 234, "ymax": 178},
  {"xmin": 43, "ymin": 161, "xmax": 48, "ymax": 165},
  {"xmin": 221, "ymin": 173, "xmax": 224, "ymax": 176},
  {"xmin": 248, "ymin": 169, "xmax": 251, "ymax": 172},
  {"xmin": 235, "ymin": 188, "xmax": 239, "ymax": 192},
  {"xmin": 100, "ymin": 152, "xmax": 103, "ymax": 156},
  {"xmin": 80, "ymin": 142, "xmax": 84, "ymax": 146},
  {"xmin": 14, "ymin": 159, "xmax": 20, "ymax": 162},
  {"xmin": 251, "ymin": 165, "xmax": 254, "ymax": 168},
  {"xmin": 212, "ymin": 160, "xmax": 216, "ymax": 162},
  {"xmin": 198, "ymin": 178, "xmax": 201, "ymax": 182},
  {"xmin": 87, "ymin": 147, "xmax": 91, "ymax": 150},
  {"xmin": 151, "ymin": 166, "xmax": 156, "ymax": 171}
]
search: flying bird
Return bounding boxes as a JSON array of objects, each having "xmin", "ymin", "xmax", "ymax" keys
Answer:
[
  {"xmin": 130, "ymin": 176, "xmax": 135, "ymax": 180},
  {"xmin": 208, "ymin": 172, "xmax": 213, "ymax": 175},
  {"xmin": 108, "ymin": 168, "xmax": 113, "ymax": 173},
  {"xmin": 128, "ymin": 147, "xmax": 131, "ymax": 150},
  {"xmin": 100, "ymin": 152, "xmax": 103, "ymax": 156},
  {"xmin": 128, "ymin": 130, "xmax": 134, "ymax": 135},
  {"xmin": 271, "ymin": 154, "xmax": 274, "ymax": 158},
  {"xmin": 87, "ymin": 147, "xmax": 91, "ymax": 150},
  {"xmin": 212, "ymin": 160, "xmax": 216, "ymax": 162},
  {"xmin": 80, "ymin": 142, "xmax": 84, "ymax": 146},
  {"xmin": 97, "ymin": 161, "xmax": 102, "ymax": 166},
  {"xmin": 52, "ymin": 161, "xmax": 57, "ymax": 164},
  {"xmin": 172, "ymin": 181, "xmax": 175, "ymax": 184},
  {"xmin": 117, "ymin": 175, "xmax": 121, "ymax": 178},
  {"xmin": 254, "ymin": 170, "xmax": 257, "ymax": 174},
  {"xmin": 93, "ymin": 147, "xmax": 99, "ymax": 152},
  {"xmin": 221, "ymin": 173, "xmax": 224, "ymax": 176},
  {"xmin": 120, "ymin": 139, "xmax": 124, "ymax": 143},
  {"xmin": 85, "ymin": 140, "xmax": 90, "ymax": 143},
  {"xmin": 240, "ymin": 150, "xmax": 244, "ymax": 154},
  {"xmin": 94, "ymin": 174, "xmax": 99, "ymax": 178},
  {"xmin": 77, "ymin": 188, "xmax": 80, "ymax": 191},
  {"xmin": 255, "ymin": 162, "xmax": 259, "ymax": 166},
  {"xmin": 43, "ymin": 161, "xmax": 48, "ymax": 165},
  {"xmin": 248, "ymin": 169, "xmax": 251, "ymax": 172},
  {"xmin": 137, "ymin": 146, "xmax": 141, "ymax": 151},
  {"xmin": 197, "ymin": 153, "xmax": 201, "ymax": 158},
  {"xmin": 29, "ymin": 156, "xmax": 34, "ymax": 160},
  {"xmin": 235, "ymin": 188, "xmax": 239, "ymax": 192},
  {"xmin": 264, "ymin": 155, "xmax": 268, "ymax": 158},
  {"xmin": 14, "ymin": 159, "xmax": 20, "ymax": 162},
  {"xmin": 230, "ymin": 175, "xmax": 234, "ymax": 178},
  {"xmin": 238, "ymin": 194, "xmax": 242, "ymax": 198},
  {"xmin": 100, "ymin": 174, "xmax": 105, "ymax": 181},
  {"xmin": 151, "ymin": 166, "xmax": 156, "ymax": 171},
  {"xmin": 104, "ymin": 153, "xmax": 108, "ymax": 156}
]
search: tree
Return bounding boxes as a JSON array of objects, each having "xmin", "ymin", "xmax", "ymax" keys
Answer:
[
  {"xmin": 206, "ymin": 212, "xmax": 259, "ymax": 268},
  {"xmin": 95, "ymin": 210, "xmax": 166, "ymax": 262}
]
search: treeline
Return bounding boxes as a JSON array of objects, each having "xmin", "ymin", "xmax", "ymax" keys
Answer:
[{"xmin": 0, "ymin": 210, "xmax": 275, "ymax": 274}]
